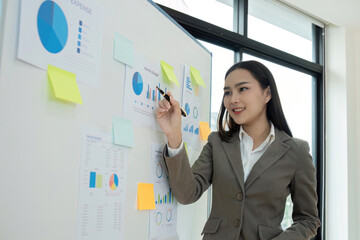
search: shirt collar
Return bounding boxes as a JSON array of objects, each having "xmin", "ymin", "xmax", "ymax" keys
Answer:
[{"xmin": 239, "ymin": 121, "xmax": 275, "ymax": 142}]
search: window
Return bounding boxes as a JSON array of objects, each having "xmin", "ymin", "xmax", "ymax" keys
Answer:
[
  {"xmin": 198, "ymin": 40, "xmax": 234, "ymax": 131},
  {"xmin": 248, "ymin": 0, "xmax": 323, "ymax": 62},
  {"xmin": 155, "ymin": 0, "xmax": 234, "ymax": 31}
]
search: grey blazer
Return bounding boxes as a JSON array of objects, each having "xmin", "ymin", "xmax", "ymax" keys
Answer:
[{"xmin": 164, "ymin": 128, "xmax": 320, "ymax": 240}]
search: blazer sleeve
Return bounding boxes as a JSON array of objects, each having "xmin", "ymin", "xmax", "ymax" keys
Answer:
[
  {"xmin": 163, "ymin": 133, "xmax": 214, "ymax": 205},
  {"xmin": 272, "ymin": 140, "xmax": 321, "ymax": 240}
]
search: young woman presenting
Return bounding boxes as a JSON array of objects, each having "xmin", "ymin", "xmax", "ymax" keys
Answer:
[{"xmin": 156, "ymin": 61, "xmax": 320, "ymax": 240}]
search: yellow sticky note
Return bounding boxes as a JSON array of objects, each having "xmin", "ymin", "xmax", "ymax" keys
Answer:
[
  {"xmin": 184, "ymin": 142, "xmax": 189, "ymax": 156},
  {"xmin": 190, "ymin": 66, "xmax": 206, "ymax": 87},
  {"xmin": 137, "ymin": 183, "xmax": 156, "ymax": 210},
  {"xmin": 199, "ymin": 121, "xmax": 211, "ymax": 141},
  {"xmin": 47, "ymin": 65, "xmax": 83, "ymax": 104},
  {"xmin": 161, "ymin": 60, "xmax": 179, "ymax": 86}
]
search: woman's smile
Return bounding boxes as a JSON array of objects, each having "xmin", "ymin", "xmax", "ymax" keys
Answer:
[{"xmin": 232, "ymin": 107, "xmax": 246, "ymax": 114}]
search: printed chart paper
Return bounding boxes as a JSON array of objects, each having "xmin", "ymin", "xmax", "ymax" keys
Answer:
[
  {"xmin": 123, "ymin": 52, "xmax": 172, "ymax": 129},
  {"xmin": 181, "ymin": 65, "xmax": 201, "ymax": 150},
  {"xmin": 18, "ymin": 0, "xmax": 104, "ymax": 86},
  {"xmin": 77, "ymin": 126, "xmax": 129, "ymax": 240},
  {"xmin": 149, "ymin": 143, "xmax": 178, "ymax": 240}
]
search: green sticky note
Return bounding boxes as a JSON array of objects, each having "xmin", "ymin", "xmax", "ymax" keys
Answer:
[
  {"xmin": 47, "ymin": 65, "xmax": 83, "ymax": 104},
  {"xmin": 113, "ymin": 32, "xmax": 134, "ymax": 66},
  {"xmin": 112, "ymin": 116, "xmax": 134, "ymax": 147},
  {"xmin": 161, "ymin": 60, "xmax": 179, "ymax": 86},
  {"xmin": 190, "ymin": 66, "xmax": 206, "ymax": 87}
]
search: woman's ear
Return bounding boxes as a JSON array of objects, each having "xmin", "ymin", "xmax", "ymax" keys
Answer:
[{"xmin": 265, "ymin": 87, "xmax": 272, "ymax": 103}]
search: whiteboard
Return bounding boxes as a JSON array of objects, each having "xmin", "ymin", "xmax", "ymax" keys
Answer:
[{"xmin": 0, "ymin": 0, "xmax": 212, "ymax": 240}]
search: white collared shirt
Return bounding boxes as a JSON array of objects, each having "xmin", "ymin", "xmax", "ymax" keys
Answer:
[
  {"xmin": 240, "ymin": 122, "xmax": 275, "ymax": 182},
  {"xmin": 167, "ymin": 123, "xmax": 276, "ymax": 182}
]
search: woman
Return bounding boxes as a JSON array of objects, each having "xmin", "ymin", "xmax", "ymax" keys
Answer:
[{"xmin": 156, "ymin": 61, "xmax": 320, "ymax": 240}]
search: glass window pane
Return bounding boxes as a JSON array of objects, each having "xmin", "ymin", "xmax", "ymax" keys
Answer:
[
  {"xmin": 198, "ymin": 40, "xmax": 234, "ymax": 131},
  {"xmin": 248, "ymin": 0, "xmax": 315, "ymax": 61},
  {"xmin": 155, "ymin": 0, "xmax": 234, "ymax": 31},
  {"xmin": 243, "ymin": 54, "xmax": 314, "ymax": 229}
]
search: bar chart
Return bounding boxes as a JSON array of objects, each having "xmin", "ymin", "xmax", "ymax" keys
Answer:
[
  {"xmin": 146, "ymin": 83, "xmax": 167, "ymax": 102},
  {"xmin": 155, "ymin": 188, "xmax": 173, "ymax": 205},
  {"xmin": 89, "ymin": 171, "xmax": 102, "ymax": 188}
]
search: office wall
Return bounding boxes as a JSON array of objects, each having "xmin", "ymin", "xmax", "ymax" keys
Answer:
[
  {"xmin": 325, "ymin": 26, "xmax": 360, "ymax": 240},
  {"xmin": 325, "ymin": 26, "xmax": 349, "ymax": 240},
  {"xmin": 344, "ymin": 29, "xmax": 360, "ymax": 240}
]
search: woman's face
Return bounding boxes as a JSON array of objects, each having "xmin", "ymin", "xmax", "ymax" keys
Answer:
[{"xmin": 223, "ymin": 68, "xmax": 271, "ymax": 127}]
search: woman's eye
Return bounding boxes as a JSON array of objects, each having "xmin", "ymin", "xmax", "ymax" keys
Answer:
[
  {"xmin": 224, "ymin": 91, "xmax": 231, "ymax": 96},
  {"xmin": 239, "ymin": 87, "xmax": 248, "ymax": 92}
]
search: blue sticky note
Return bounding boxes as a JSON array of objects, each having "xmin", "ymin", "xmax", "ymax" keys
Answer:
[
  {"xmin": 112, "ymin": 116, "xmax": 134, "ymax": 147},
  {"xmin": 113, "ymin": 32, "xmax": 134, "ymax": 67}
]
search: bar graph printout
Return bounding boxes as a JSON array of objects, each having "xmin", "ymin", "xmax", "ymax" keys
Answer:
[
  {"xmin": 149, "ymin": 143, "xmax": 178, "ymax": 240},
  {"xmin": 181, "ymin": 65, "xmax": 202, "ymax": 150},
  {"xmin": 77, "ymin": 126, "xmax": 129, "ymax": 240},
  {"xmin": 123, "ymin": 51, "xmax": 172, "ymax": 129}
]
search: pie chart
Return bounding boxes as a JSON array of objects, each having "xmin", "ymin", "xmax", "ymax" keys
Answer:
[
  {"xmin": 156, "ymin": 163, "xmax": 163, "ymax": 178},
  {"xmin": 37, "ymin": 0, "xmax": 68, "ymax": 54},
  {"xmin": 193, "ymin": 107, "xmax": 199, "ymax": 119},
  {"xmin": 132, "ymin": 72, "xmax": 143, "ymax": 95},
  {"xmin": 109, "ymin": 173, "xmax": 119, "ymax": 190}
]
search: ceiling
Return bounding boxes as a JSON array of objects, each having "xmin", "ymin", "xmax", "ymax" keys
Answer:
[{"xmin": 280, "ymin": 0, "xmax": 360, "ymax": 29}]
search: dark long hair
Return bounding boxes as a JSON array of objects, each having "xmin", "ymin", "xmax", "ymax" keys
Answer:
[{"xmin": 218, "ymin": 60, "xmax": 292, "ymax": 141}]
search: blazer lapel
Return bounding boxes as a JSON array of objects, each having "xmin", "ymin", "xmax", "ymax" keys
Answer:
[
  {"xmin": 221, "ymin": 132, "xmax": 245, "ymax": 191},
  {"xmin": 244, "ymin": 129, "xmax": 290, "ymax": 191}
]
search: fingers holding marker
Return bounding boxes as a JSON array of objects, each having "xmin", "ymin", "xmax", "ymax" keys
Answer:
[
  {"xmin": 158, "ymin": 98, "xmax": 170, "ymax": 111},
  {"xmin": 160, "ymin": 91, "xmax": 186, "ymax": 117},
  {"xmin": 156, "ymin": 89, "xmax": 185, "ymax": 117},
  {"xmin": 166, "ymin": 91, "xmax": 180, "ymax": 108}
]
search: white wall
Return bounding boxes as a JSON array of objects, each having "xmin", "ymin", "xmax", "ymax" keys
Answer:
[
  {"xmin": 325, "ymin": 25, "xmax": 360, "ymax": 240},
  {"xmin": 325, "ymin": 26, "xmax": 348, "ymax": 239},
  {"xmin": 345, "ymin": 29, "xmax": 360, "ymax": 240}
]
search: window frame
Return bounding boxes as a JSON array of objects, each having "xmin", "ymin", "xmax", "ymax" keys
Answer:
[{"xmin": 156, "ymin": 1, "xmax": 325, "ymax": 239}]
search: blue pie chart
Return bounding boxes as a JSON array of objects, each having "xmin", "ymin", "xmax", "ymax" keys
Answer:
[
  {"xmin": 37, "ymin": 0, "xmax": 68, "ymax": 54},
  {"xmin": 132, "ymin": 72, "xmax": 143, "ymax": 95}
]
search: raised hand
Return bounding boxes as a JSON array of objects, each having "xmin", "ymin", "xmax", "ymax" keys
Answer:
[{"xmin": 156, "ymin": 91, "xmax": 182, "ymax": 148}]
